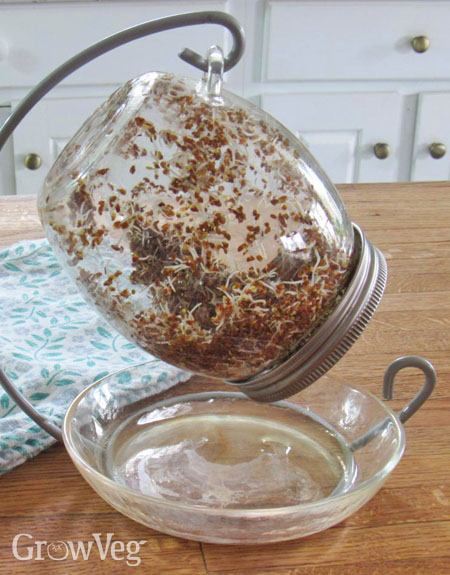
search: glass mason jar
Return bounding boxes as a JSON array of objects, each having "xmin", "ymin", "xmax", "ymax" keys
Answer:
[{"xmin": 38, "ymin": 68, "xmax": 358, "ymax": 390}]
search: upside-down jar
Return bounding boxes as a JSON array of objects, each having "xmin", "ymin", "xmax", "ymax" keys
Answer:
[{"xmin": 38, "ymin": 51, "xmax": 386, "ymax": 401}]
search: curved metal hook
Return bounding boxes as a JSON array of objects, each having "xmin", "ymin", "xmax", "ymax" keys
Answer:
[
  {"xmin": 0, "ymin": 367, "xmax": 63, "ymax": 442},
  {"xmin": 383, "ymin": 355, "xmax": 436, "ymax": 423},
  {"xmin": 0, "ymin": 11, "xmax": 244, "ymax": 442},
  {"xmin": 351, "ymin": 356, "xmax": 436, "ymax": 451},
  {"xmin": 178, "ymin": 12, "xmax": 244, "ymax": 72},
  {"xmin": 0, "ymin": 11, "xmax": 245, "ymax": 152}
]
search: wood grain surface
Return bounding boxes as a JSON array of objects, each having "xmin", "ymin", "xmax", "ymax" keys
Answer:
[{"xmin": 0, "ymin": 182, "xmax": 449, "ymax": 574}]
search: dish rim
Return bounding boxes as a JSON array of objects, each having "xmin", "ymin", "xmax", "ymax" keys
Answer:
[{"xmin": 63, "ymin": 360, "xmax": 406, "ymax": 517}]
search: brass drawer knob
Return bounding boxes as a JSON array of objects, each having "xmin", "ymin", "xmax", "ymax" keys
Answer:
[
  {"xmin": 429, "ymin": 142, "xmax": 446, "ymax": 159},
  {"xmin": 411, "ymin": 36, "xmax": 430, "ymax": 53},
  {"xmin": 24, "ymin": 153, "xmax": 42, "ymax": 170},
  {"xmin": 373, "ymin": 143, "xmax": 391, "ymax": 160}
]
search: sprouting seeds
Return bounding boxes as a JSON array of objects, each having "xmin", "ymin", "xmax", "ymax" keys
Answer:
[{"xmin": 41, "ymin": 74, "xmax": 352, "ymax": 381}]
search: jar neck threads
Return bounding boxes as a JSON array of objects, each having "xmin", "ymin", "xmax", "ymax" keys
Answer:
[{"xmin": 230, "ymin": 224, "xmax": 387, "ymax": 402}]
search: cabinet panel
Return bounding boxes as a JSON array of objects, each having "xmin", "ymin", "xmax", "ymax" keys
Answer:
[
  {"xmin": 0, "ymin": 1, "xmax": 230, "ymax": 87},
  {"xmin": 261, "ymin": 92, "xmax": 402, "ymax": 183},
  {"xmin": 12, "ymin": 96, "xmax": 105, "ymax": 195},
  {"xmin": 411, "ymin": 92, "xmax": 450, "ymax": 182},
  {"xmin": 295, "ymin": 130, "xmax": 358, "ymax": 185},
  {"xmin": 265, "ymin": 1, "xmax": 450, "ymax": 81}
]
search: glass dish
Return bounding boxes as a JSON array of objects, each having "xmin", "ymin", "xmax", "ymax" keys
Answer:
[{"xmin": 63, "ymin": 360, "xmax": 411, "ymax": 544}]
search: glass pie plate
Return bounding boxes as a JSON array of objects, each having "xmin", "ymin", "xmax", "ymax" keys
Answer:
[{"xmin": 62, "ymin": 357, "xmax": 434, "ymax": 544}]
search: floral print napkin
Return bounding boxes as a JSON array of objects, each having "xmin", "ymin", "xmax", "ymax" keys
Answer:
[{"xmin": 0, "ymin": 238, "xmax": 187, "ymax": 474}]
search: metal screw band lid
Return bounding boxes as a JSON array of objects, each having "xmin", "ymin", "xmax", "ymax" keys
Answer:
[{"xmin": 230, "ymin": 224, "xmax": 387, "ymax": 402}]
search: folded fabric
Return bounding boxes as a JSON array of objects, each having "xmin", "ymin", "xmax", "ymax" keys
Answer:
[{"xmin": 0, "ymin": 238, "xmax": 188, "ymax": 474}]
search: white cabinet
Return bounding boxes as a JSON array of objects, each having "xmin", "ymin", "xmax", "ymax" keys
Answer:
[
  {"xmin": 257, "ymin": 0, "xmax": 450, "ymax": 184},
  {"xmin": 265, "ymin": 0, "xmax": 450, "ymax": 81},
  {"xmin": 261, "ymin": 92, "xmax": 402, "ymax": 184},
  {"xmin": 412, "ymin": 92, "xmax": 450, "ymax": 182},
  {"xmin": 1, "ymin": 0, "xmax": 450, "ymax": 193}
]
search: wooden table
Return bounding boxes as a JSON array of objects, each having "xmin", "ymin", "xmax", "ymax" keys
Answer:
[{"xmin": 1, "ymin": 182, "xmax": 449, "ymax": 574}]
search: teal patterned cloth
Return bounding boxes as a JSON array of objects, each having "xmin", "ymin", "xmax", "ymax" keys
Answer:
[{"xmin": 0, "ymin": 238, "xmax": 188, "ymax": 474}]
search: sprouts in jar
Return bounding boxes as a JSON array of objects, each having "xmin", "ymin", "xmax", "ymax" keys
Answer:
[{"xmin": 39, "ymin": 73, "xmax": 355, "ymax": 381}]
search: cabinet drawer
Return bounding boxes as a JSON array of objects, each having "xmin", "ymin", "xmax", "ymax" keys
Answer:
[
  {"xmin": 261, "ymin": 91, "xmax": 402, "ymax": 183},
  {"xmin": 265, "ymin": 1, "xmax": 450, "ymax": 81},
  {"xmin": 0, "ymin": 0, "xmax": 229, "ymax": 87}
]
